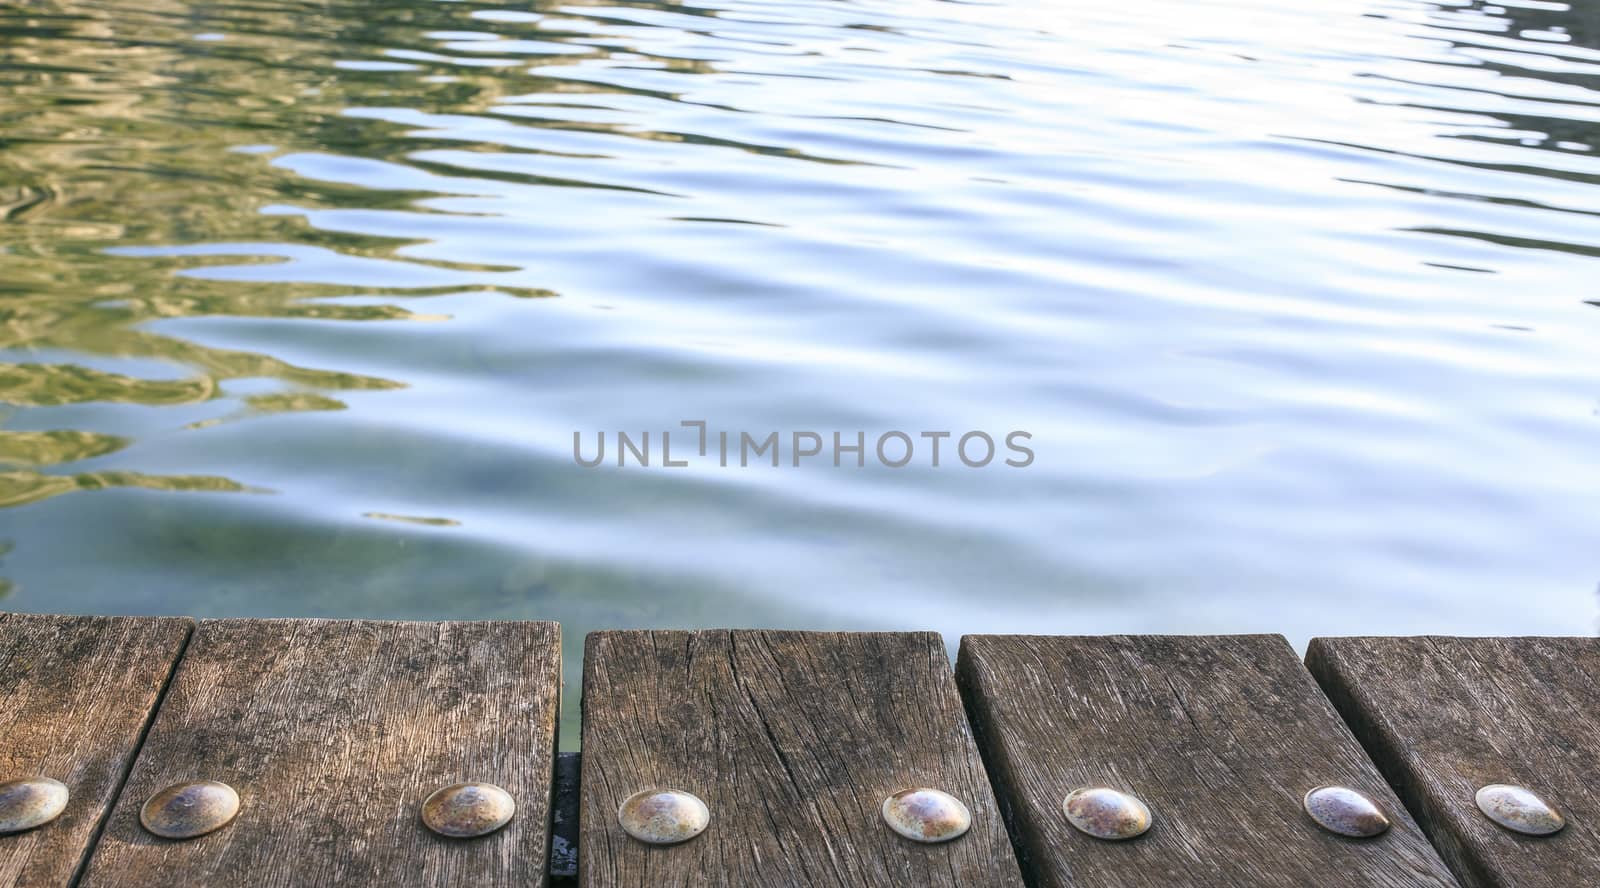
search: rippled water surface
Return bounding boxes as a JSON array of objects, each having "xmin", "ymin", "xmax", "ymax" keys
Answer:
[{"xmin": 3, "ymin": 0, "xmax": 1599, "ymax": 731}]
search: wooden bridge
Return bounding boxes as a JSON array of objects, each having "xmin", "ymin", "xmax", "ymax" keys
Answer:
[{"xmin": 1, "ymin": 613, "xmax": 1595, "ymax": 886}]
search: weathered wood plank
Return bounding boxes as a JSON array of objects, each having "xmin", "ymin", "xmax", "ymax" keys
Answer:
[
  {"xmin": 0, "ymin": 613, "xmax": 191, "ymax": 888},
  {"xmin": 78, "ymin": 619, "xmax": 560, "ymax": 888},
  {"xmin": 957, "ymin": 634, "xmax": 1459, "ymax": 888},
  {"xmin": 1307, "ymin": 636, "xmax": 1600, "ymax": 888},
  {"xmin": 579, "ymin": 630, "xmax": 1024, "ymax": 887}
]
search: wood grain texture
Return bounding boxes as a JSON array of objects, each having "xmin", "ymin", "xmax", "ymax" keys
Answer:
[
  {"xmin": 77, "ymin": 619, "xmax": 560, "ymax": 888},
  {"xmin": 0, "ymin": 613, "xmax": 191, "ymax": 888},
  {"xmin": 958, "ymin": 634, "xmax": 1459, "ymax": 888},
  {"xmin": 1307, "ymin": 636, "xmax": 1600, "ymax": 888},
  {"xmin": 579, "ymin": 630, "xmax": 1023, "ymax": 887}
]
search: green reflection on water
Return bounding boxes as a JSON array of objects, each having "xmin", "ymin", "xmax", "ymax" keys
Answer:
[
  {"xmin": 0, "ymin": 428, "xmax": 128, "ymax": 465},
  {"xmin": 0, "ymin": 468, "xmax": 249, "ymax": 508},
  {"xmin": 2, "ymin": 0, "xmax": 532, "ymax": 515},
  {"xmin": 1, "ymin": 0, "xmax": 556, "ymax": 426}
]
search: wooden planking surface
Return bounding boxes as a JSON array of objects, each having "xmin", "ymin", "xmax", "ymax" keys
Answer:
[
  {"xmin": 580, "ymin": 630, "xmax": 1024, "ymax": 887},
  {"xmin": 0, "ymin": 613, "xmax": 191, "ymax": 888},
  {"xmin": 957, "ymin": 634, "xmax": 1459, "ymax": 888},
  {"xmin": 78, "ymin": 619, "xmax": 561, "ymax": 888},
  {"xmin": 1308, "ymin": 636, "xmax": 1600, "ymax": 888}
]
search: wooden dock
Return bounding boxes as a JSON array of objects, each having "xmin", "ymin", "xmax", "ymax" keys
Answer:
[{"xmin": 2, "ymin": 613, "xmax": 1595, "ymax": 887}]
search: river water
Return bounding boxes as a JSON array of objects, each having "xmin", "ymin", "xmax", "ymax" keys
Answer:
[{"xmin": 2, "ymin": 0, "xmax": 1598, "ymax": 735}]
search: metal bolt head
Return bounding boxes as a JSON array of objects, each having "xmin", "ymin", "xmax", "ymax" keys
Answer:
[
  {"xmin": 1063, "ymin": 787, "xmax": 1152, "ymax": 840},
  {"xmin": 140, "ymin": 780, "xmax": 240, "ymax": 839},
  {"xmin": 421, "ymin": 782, "xmax": 516, "ymax": 838},
  {"xmin": 0, "ymin": 777, "xmax": 69, "ymax": 835},
  {"xmin": 1303, "ymin": 785, "xmax": 1391, "ymax": 838},
  {"xmin": 618, "ymin": 789, "xmax": 709, "ymax": 845},
  {"xmin": 881, "ymin": 788, "xmax": 972, "ymax": 843},
  {"xmin": 1475, "ymin": 784, "xmax": 1565, "ymax": 836}
]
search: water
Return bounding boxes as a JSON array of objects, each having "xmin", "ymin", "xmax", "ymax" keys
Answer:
[{"xmin": 3, "ymin": 0, "xmax": 1598, "ymax": 740}]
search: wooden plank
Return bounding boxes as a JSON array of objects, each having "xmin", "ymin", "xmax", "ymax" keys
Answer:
[
  {"xmin": 579, "ymin": 630, "xmax": 1024, "ymax": 886},
  {"xmin": 77, "ymin": 619, "xmax": 560, "ymax": 888},
  {"xmin": 1307, "ymin": 636, "xmax": 1600, "ymax": 888},
  {"xmin": 957, "ymin": 634, "xmax": 1459, "ymax": 888},
  {"xmin": 0, "ymin": 613, "xmax": 191, "ymax": 888}
]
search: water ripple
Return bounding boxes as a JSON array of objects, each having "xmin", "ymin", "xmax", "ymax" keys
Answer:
[{"xmin": 2, "ymin": 0, "xmax": 1599, "ymax": 741}]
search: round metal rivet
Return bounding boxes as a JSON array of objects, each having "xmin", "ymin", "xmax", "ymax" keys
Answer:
[
  {"xmin": 618, "ymin": 789, "xmax": 709, "ymax": 844},
  {"xmin": 1475, "ymin": 784, "xmax": 1565, "ymax": 836},
  {"xmin": 1063, "ymin": 786, "xmax": 1152, "ymax": 840},
  {"xmin": 0, "ymin": 777, "xmax": 69, "ymax": 835},
  {"xmin": 421, "ymin": 782, "xmax": 516, "ymax": 838},
  {"xmin": 1303, "ymin": 785, "xmax": 1391, "ymax": 838},
  {"xmin": 881, "ymin": 788, "xmax": 972, "ymax": 843},
  {"xmin": 140, "ymin": 781, "xmax": 240, "ymax": 839}
]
